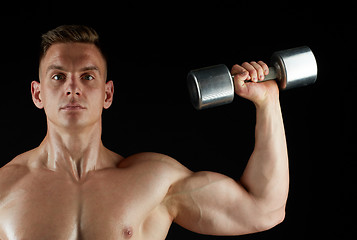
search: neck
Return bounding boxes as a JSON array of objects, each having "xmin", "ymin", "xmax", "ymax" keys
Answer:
[{"xmin": 39, "ymin": 121, "xmax": 112, "ymax": 181}]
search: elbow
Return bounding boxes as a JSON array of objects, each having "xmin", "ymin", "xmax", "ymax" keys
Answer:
[
  {"xmin": 255, "ymin": 206, "xmax": 286, "ymax": 232},
  {"xmin": 267, "ymin": 208, "xmax": 286, "ymax": 230}
]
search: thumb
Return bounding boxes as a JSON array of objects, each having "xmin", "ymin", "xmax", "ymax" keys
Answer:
[
  {"xmin": 231, "ymin": 64, "xmax": 250, "ymax": 85},
  {"xmin": 234, "ymin": 70, "xmax": 249, "ymax": 86},
  {"xmin": 232, "ymin": 71, "xmax": 249, "ymax": 96}
]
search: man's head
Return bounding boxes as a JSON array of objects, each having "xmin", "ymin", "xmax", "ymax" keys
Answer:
[{"xmin": 32, "ymin": 25, "xmax": 114, "ymax": 131}]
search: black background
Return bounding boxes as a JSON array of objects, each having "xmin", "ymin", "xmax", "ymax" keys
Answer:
[{"xmin": 1, "ymin": 1, "xmax": 355, "ymax": 239}]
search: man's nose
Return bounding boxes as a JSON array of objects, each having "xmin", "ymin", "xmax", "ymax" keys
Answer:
[{"xmin": 66, "ymin": 77, "xmax": 82, "ymax": 96}]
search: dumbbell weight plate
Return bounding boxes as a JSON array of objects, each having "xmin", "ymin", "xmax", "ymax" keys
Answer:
[
  {"xmin": 187, "ymin": 64, "xmax": 234, "ymax": 110},
  {"xmin": 272, "ymin": 46, "xmax": 317, "ymax": 90}
]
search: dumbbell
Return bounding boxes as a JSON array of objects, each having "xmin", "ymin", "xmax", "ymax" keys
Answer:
[{"xmin": 187, "ymin": 46, "xmax": 317, "ymax": 110}]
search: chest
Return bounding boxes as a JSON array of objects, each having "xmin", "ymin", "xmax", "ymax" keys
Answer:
[{"xmin": 0, "ymin": 168, "xmax": 171, "ymax": 240}]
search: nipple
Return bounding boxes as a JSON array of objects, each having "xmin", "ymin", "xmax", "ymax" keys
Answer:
[{"xmin": 123, "ymin": 227, "xmax": 133, "ymax": 238}]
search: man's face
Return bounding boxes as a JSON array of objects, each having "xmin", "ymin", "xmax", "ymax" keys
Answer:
[{"xmin": 33, "ymin": 42, "xmax": 113, "ymax": 130}]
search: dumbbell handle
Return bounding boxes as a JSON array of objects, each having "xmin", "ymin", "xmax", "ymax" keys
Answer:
[{"xmin": 232, "ymin": 66, "xmax": 278, "ymax": 83}]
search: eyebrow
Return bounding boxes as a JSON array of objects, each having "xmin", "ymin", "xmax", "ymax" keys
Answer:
[
  {"xmin": 46, "ymin": 64, "xmax": 65, "ymax": 74},
  {"xmin": 46, "ymin": 65, "xmax": 100, "ymax": 74},
  {"xmin": 79, "ymin": 66, "xmax": 100, "ymax": 72}
]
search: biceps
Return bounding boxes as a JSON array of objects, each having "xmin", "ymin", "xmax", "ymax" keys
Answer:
[{"xmin": 169, "ymin": 171, "xmax": 262, "ymax": 236}]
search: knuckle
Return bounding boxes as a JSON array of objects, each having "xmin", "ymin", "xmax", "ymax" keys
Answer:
[
  {"xmin": 258, "ymin": 60, "xmax": 268, "ymax": 68},
  {"xmin": 231, "ymin": 64, "xmax": 238, "ymax": 71},
  {"xmin": 241, "ymin": 62, "xmax": 250, "ymax": 67},
  {"xmin": 233, "ymin": 63, "xmax": 243, "ymax": 70},
  {"xmin": 258, "ymin": 60, "xmax": 266, "ymax": 65},
  {"xmin": 231, "ymin": 64, "xmax": 246, "ymax": 75},
  {"xmin": 250, "ymin": 61, "xmax": 262, "ymax": 71},
  {"xmin": 248, "ymin": 68, "xmax": 257, "ymax": 75}
]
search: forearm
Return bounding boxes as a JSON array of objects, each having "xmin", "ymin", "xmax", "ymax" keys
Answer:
[{"xmin": 240, "ymin": 98, "xmax": 289, "ymax": 212}]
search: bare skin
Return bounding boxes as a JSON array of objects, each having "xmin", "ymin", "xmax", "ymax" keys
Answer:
[{"xmin": 0, "ymin": 43, "xmax": 289, "ymax": 240}]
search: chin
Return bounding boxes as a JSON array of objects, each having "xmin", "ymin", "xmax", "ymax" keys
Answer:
[
  {"xmin": 48, "ymin": 112, "xmax": 101, "ymax": 130},
  {"xmin": 50, "ymin": 116, "xmax": 89, "ymax": 130}
]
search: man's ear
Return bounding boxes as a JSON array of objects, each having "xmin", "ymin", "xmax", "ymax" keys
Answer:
[
  {"xmin": 104, "ymin": 80, "xmax": 114, "ymax": 109},
  {"xmin": 31, "ymin": 81, "xmax": 44, "ymax": 109}
]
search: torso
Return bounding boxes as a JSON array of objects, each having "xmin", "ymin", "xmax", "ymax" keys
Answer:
[{"xmin": 0, "ymin": 151, "xmax": 186, "ymax": 240}]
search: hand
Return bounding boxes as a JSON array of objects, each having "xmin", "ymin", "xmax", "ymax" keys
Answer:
[{"xmin": 232, "ymin": 61, "xmax": 279, "ymax": 108}]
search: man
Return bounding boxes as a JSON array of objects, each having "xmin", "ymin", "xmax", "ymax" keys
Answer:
[{"xmin": 0, "ymin": 25, "xmax": 289, "ymax": 239}]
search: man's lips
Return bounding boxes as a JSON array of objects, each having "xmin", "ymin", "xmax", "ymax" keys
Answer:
[{"xmin": 60, "ymin": 103, "xmax": 86, "ymax": 110}]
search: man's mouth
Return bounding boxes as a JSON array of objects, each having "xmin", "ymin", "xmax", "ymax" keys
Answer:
[{"xmin": 60, "ymin": 103, "xmax": 86, "ymax": 111}]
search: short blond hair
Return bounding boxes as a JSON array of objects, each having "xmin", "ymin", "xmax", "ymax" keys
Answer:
[{"xmin": 40, "ymin": 25, "xmax": 105, "ymax": 62}]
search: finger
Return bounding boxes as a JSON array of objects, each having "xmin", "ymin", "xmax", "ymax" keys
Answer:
[
  {"xmin": 231, "ymin": 64, "xmax": 248, "ymax": 76},
  {"xmin": 242, "ymin": 62, "xmax": 257, "ymax": 82},
  {"xmin": 231, "ymin": 64, "xmax": 249, "ymax": 81},
  {"xmin": 231, "ymin": 64, "xmax": 249, "ymax": 84},
  {"xmin": 250, "ymin": 61, "xmax": 265, "ymax": 81},
  {"xmin": 257, "ymin": 61, "xmax": 269, "ymax": 75}
]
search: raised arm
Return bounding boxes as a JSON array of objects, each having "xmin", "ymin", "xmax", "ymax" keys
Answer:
[{"xmin": 165, "ymin": 61, "xmax": 289, "ymax": 236}]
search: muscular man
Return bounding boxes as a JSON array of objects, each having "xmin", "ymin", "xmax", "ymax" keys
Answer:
[{"xmin": 0, "ymin": 25, "xmax": 289, "ymax": 239}]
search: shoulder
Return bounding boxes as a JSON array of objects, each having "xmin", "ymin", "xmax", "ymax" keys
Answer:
[
  {"xmin": 119, "ymin": 152, "xmax": 192, "ymax": 181},
  {"xmin": 0, "ymin": 150, "xmax": 35, "ymax": 185},
  {"xmin": 119, "ymin": 152, "xmax": 185, "ymax": 168},
  {"xmin": 3, "ymin": 148, "xmax": 38, "ymax": 168},
  {"xmin": 0, "ymin": 158, "xmax": 31, "ymax": 200}
]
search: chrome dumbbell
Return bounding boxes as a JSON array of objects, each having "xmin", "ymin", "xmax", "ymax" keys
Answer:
[{"xmin": 187, "ymin": 46, "xmax": 318, "ymax": 110}]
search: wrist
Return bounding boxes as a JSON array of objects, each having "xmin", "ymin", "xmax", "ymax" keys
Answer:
[{"xmin": 254, "ymin": 95, "xmax": 280, "ymax": 110}]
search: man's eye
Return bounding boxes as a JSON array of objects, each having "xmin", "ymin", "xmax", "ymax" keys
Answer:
[
  {"xmin": 52, "ymin": 74, "xmax": 65, "ymax": 80},
  {"xmin": 82, "ymin": 74, "xmax": 94, "ymax": 81}
]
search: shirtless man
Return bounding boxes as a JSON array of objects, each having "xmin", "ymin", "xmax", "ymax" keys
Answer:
[{"xmin": 0, "ymin": 25, "xmax": 289, "ymax": 239}]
